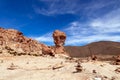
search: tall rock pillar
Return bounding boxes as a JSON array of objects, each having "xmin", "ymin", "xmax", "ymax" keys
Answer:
[{"xmin": 53, "ymin": 30, "xmax": 66, "ymax": 54}]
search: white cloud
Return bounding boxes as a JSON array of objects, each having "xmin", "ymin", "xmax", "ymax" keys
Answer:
[
  {"xmin": 64, "ymin": 8, "xmax": 120, "ymax": 45},
  {"xmin": 84, "ymin": 0, "xmax": 119, "ymax": 11},
  {"xmin": 90, "ymin": 8, "xmax": 120, "ymax": 33},
  {"xmin": 31, "ymin": 33, "xmax": 53, "ymax": 44},
  {"xmin": 33, "ymin": 0, "xmax": 119, "ymax": 16},
  {"xmin": 32, "ymin": 7, "xmax": 120, "ymax": 45},
  {"xmin": 33, "ymin": 0, "xmax": 79, "ymax": 16},
  {"xmin": 31, "ymin": 0, "xmax": 120, "ymax": 45},
  {"xmin": 66, "ymin": 34, "xmax": 120, "ymax": 45}
]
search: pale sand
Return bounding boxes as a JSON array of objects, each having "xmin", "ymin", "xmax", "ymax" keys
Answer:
[{"xmin": 0, "ymin": 55, "xmax": 119, "ymax": 80}]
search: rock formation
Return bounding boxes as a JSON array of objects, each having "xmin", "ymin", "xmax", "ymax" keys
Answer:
[
  {"xmin": 114, "ymin": 55, "xmax": 120, "ymax": 65},
  {"xmin": 53, "ymin": 30, "xmax": 66, "ymax": 54},
  {"xmin": 75, "ymin": 62, "xmax": 83, "ymax": 73},
  {"xmin": 0, "ymin": 27, "xmax": 54, "ymax": 56},
  {"xmin": 1, "ymin": 27, "xmax": 120, "ymax": 58},
  {"xmin": 41, "ymin": 44, "xmax": 55, "ymax": 56}
]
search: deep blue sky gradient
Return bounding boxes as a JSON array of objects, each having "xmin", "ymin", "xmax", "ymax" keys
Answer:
[{"xmin": 0, "ymin": 0, "xmax": 120, "ymax": 46}]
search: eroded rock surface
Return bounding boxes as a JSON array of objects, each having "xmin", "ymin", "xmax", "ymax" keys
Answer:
[
  {"xmin": 0, "ymin": 28, "xmax": 69, "ymax": 56},
  {"xmin": 115, "ymin": 55, "xmax": 120, "ymax": 65},
  {"xmin": 41, "ymin": 44, "xmax": 55, "ymax": 56},
  {"xmin": 0, "ymin": 27, "xmax": 43, "ymax": 55},
  {"xmin": 0, "ymin": 27, "xmax": 53, "ymax": 56},
  {"xmin": 53, "ymin": 30, "xmax": 66, "ymax": 54}
]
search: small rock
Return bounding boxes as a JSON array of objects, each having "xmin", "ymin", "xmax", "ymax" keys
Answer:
[
  {"xmin": 7, "ymin": 63, "xmax": 18, "ymax": 70},
  {"xmin": 91, "ymin": 55, "xmax": 97, "ymax": 61},
  {"xmin": 26, "ymin": 62, "xmax": 29, "ymax": 64},
  {"xmin": 0, "ymin": 60, "xmax": 3, "ymax": 63},
  {"xmin": 115, "ymin": 67, "xmax": 120, "ymax": 73},
  {"xmin": 111, "ymin": 76, "xmax": 116, "ymax": 80},
  {"xmin": 93, "ymin": 70, "xmax": 97, "ymax": 73},
  {"xmin": 74, "ymin": 62, "xmax": 83, "ymax": 73}
]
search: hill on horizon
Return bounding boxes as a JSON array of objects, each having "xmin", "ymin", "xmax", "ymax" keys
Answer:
[{"xmin": 65, "ymin": 41, "xmax": 120, "ymax": 57}]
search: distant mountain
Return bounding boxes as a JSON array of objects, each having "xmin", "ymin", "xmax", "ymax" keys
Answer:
[{"xmin": 65, "ymin": 41, "xmax": 120, "ymax": 57}]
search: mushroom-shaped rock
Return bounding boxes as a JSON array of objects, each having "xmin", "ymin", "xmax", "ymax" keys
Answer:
[{"xmin": 53, "ymin": 30, "xmax": 66, "ymax": 54}]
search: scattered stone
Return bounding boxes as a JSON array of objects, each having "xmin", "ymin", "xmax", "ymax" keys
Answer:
[
  {"xmin": 26, "ymin": 62, "xmax": 29, "ymax": 64},
  {"xmin": 0, "ymin": 50, "xmax": 2, "ymax": 54},
  {"xmin": 112, "ymin": 55, "xmax": 120, "ymax": 65},
  {"xmin": 52, "ymin": 65, "xmax": 64, "ymax": 70},
  {"xmin": 7, "ymin": 63, "xmax": 18, "ymax": 70},
  {"xmin": 74, "ymin": 62, "xmax": 83, "ymax": 73},
  {"xmin": 0, "ymin": 60, "xmax": 3, "ymax": 63},
  {"xmin": 111, "ymin": 76, "xmax": 116, "ymax": 80},
  {"xmin": 100, "ymin": 64, "xmax": 105, "ymax": 67},
  {"xmin": 115, "ymin": 55, "xmax": 120, "ymax": 65},
  {"xmin": 115, "ymin": 67, "xmax": 120, "ymax": 73},
  {"xmin": 91, "ymin": 55, "xmax": 97, "ymax": 61},
  {"xmin": 52, "ymin": 62, "xmax": 64, "ymax": 70},
  {"xmin": 103, "ymin": 76, "xmax": 108, "ymax": 79},
  {"xmin": 93, "ymin": 70, "xmax": 97, "ymax": 73},
  {"xmin": 116, "ymin": 55, "xmax": 120, "ymax": 62}
]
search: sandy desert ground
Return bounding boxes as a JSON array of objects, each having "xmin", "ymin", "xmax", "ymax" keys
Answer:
[{"xmin": 0, "ymin": 55, "xmax": 120, "ymax": 80}]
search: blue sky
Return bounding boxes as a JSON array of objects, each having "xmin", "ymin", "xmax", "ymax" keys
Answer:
[{"xmin": 0, "ymin": 0, "xmax": 120, "ymax": 46}]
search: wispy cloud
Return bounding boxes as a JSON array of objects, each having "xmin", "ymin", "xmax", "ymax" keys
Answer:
[
  {"xmin": 64, "ymin": 8, "xmax": 120, "ymax": 45},
  {"xmin": 66, "ymin": 35, "xmax": 120, "ymax": 45},
  {"xmin": 90, "ymin": 8, "xmax": 120, "ymax": 33},
  {"xmin": 32, "ymin": 7, "xmax": 120, "ymax": 45},
  {"xmin": 33, "ymin": 0, "xmax": 80, "ymax": 16},
  {"xmin": 31, "ymin": 33, "xmax": 54, "ymax": 45},
  {"xmin": 31, "ymin": 0, "xmax": 120, "ymax": 46},
  {"xmin": 33, "ymin": 0, "xmax": 120, "ymax": 17}
]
